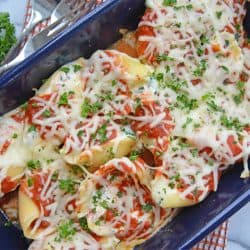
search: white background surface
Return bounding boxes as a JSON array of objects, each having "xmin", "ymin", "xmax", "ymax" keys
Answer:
[{"xmin": 0, "ymin": 0, "xmax": 249, "ymax": 249}]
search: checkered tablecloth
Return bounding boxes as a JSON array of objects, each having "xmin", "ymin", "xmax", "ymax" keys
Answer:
[{"xmin": 23, "ymin": 1, "xmax": 228, "ymax": 249}]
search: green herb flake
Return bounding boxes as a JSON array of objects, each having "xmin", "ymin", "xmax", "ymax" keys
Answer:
[
  {"xmin": 220, "ymin": 65, "xmax": 229, "ymax": 74},
  {"xmin": 28, "ymin": 125, "xmax": 36, "ymax": 133},
  {"xmin": 142, "ymin": 203, "xmax": 153, "ymax": 212},
  {"xmin": 59, "ymin": 179, "xmax": 77, "ymax": 194},
  {"xmin": 206, "ymin": 100, "xmax": 224, "ymax": 112},
  {"xmin": 157, "ymin": 54, "xmax": 174, "ymax": 62},
  {"xmin": 176, "ymin": 94, "xmax": 198, "ymax": 111},
  {"xmin": 42, "ymin": 109, "xmax": 51, "ymax": 117},
  {"xmin": 107, "ymin": 147, "xmax": 115, "ymax": 159},
  {"xmin": 93, "ymin": 124, "xmax": 108, "ymax": 143},
  {"xmin": 111, "ymin": 80, "xmax": 117, "ymax": 86},
  {"xmin": 100, "ymin": 200, "xmax": 109, "ymax": 209},
  {"xmin": 220, "ymin": 114, "xmax": 244, "ymax": 131},
  {"xmin": 12, "ymin": 133, "xmax": 18, "ymax": 139},
  {"xmin": 129, "ymin": 150, "xmax": 140, "ymax": 161},
  {"xmin": 27, "ymin": 178, "xmax": 33, "ymax": 187},
  {"xmin": 51, "ymin": 171, "xmax": 59, "ymax": 181},
  {"xmin": 21, "ymin": 102, "xmax": 28, "ymax": 110},
  {"xmin": 27, "ymin": 160, "xmax": 41, "ymax": 170},
  {"xmin": 191, "ymin": 148, "xmax": 199, "ymax": 157},
  {"xmin": 197, "ymin": 46, "xmax": 204, "ymax": 56},
  {"xmin": 55, "ymin": 220, "xmax": 76, "ymax": 242},
  {"xmin": 92, "ymin": 189, "xmax": 103, "ymax": 204},
  {"xmin": 77, "ymin": 130, "xmax": 84, "ymax": 137},
  {"xmin": 182, "ymin": 117, "xmax": 193, "ymax": 129},
  {"xmin": 200, "ymin": 34, "xmax": 209, "ymax": 45},
  {"xmin": 216, "ymin": 11, "xmax": 222, "ymax": 19},
  {"xmin": 58, "ymin": 92, "xmax": 69, "ymax": 106},
  {"xmin": 163, "ymin": 0, "xmax": 177, "ymax": 6},
  {"xmin": 81, "ymin": 99, "xmax": 102, "ymax": 118},
  {"xmin": 60, "ymin": 67, "xmax": 70, "ymax": 74},
  {"xmin": 79, "ymin": 217, "xmax": 90, "ymax": 232},
  {"xmin": 117, "ymin": 191, "xmax": 123, "ymax": 198},
  {"xmin": 73, "ymin": 64, "xmax": 82, "ymax": 72},
  {"xmin": 193, "ymin": 59, "xmax": 207, "ymax": 77},
  {"xmin": 168, "ymin": 182, "xmax": 175, "ymax": 189},
  {"xmin": 233, "ymin": 81, "xmax": 245, "ymax": 104}
]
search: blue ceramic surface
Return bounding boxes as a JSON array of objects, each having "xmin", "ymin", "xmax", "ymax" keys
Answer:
[{"xmin": 0, "ymin": 1, "xmax": 249, "ymax": 249}]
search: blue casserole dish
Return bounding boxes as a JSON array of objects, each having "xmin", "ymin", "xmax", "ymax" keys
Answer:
[{"xmin": 0, "ymin": 1, "xmax": 249, "ymax": 249}]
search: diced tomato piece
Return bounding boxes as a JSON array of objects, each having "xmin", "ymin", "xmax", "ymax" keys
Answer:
[
  {"xmin": 1, "ymin": 176, "xmax": 19, "ymax": 194},
  {"xmin": 227, "ymin": 135, "xmax": 242, "ymax": 157},
  {"xmin": 0, "ymin": 140, "xmax": 11, "ymax": 155}
]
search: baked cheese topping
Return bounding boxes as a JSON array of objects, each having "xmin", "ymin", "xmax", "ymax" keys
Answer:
[{"xmin": 0, "ymin": 1, "xmax": 248, "ymax": 249}]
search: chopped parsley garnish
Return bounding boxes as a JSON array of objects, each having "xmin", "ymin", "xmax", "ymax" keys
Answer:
[
  {"xmin": 201, "ymin": 92, "xmax": 215, "ymax": 101},
  {"xmin": 100, "ymin": 200, "xmax": 109, "ymax": 209},
  {"xmin": 28, "ymin": 124, "xmax": 36, "ymax": 133},
  {"xmin": 97, "ymin": 91, "xmax": 114, "ymax": 101},
  {"xmin": 191, "ymin": 148, "xmax": 199, "ymax": 157},
  {"xmin": 178, "ymin": 140, "xmax": 190, "ymax": 149},
  {"xmin": 12, "ymin": 133, "xmax": 18, "ymax": 139},
  {"xmin": 42, "ymin": 109, "xmax": 51, "ymax": 117},
  {"xmin": 171, "ymin": 173, "xmax": 180, "ymax": 181},
  {"xmin": 155, "ymin": 72, "xmax": 164, "ymax": 82},
  {"xmin": 117, "ymin": 191, "xmax": 123, "ymax": 198},
  {"xmin": 51, "ymin": 171, "xmax": 59, "ymax": 181},
  {"xmin": 129, "ymin": 150, "xmax": 140, "ymax": 161},
  {"xmin": 58, "ymin": 92, "xmax": 69, "ymax": 106},
  {"xmin": 233, "ymin": 81, "xmax": 245, "ymax": 104},
  {"xmin": 182, "ymin": 117, "xmax": 193, "ymax": 129},
  {"xmin": 95, "ymin": 219, "xmax": 102, "ymax": 226},
  {"xmin": 73, "ymin": 64, "xmax": 82, "ymax": 72},
  {"xmin": 168, "ymin": 182, "xmax": 175, "ymax": 189},
  {"xmin": 207, "ymin": 159, "xmax": 214, "ymax": 166},
  {"xmin": 112, "ymin": 80, "xmax": 117, "ymax": 86},
  {"xmin": 193, "ymin": 59, "xmax": 207, "ymax": 77},
  {"xmin": 142, "ymin": 203, "xmax": 153, "ymax": 212},
  {"xmin": 216, "ymin": 11, "xmax": 222, "ymax": 19},
  {"xmin": 197, "ymin": 46, "xmax": 204, "ymax": 56},
  {"xmin": 77, "ymin": 130, "xmax": 84, "ymax": 137},
  {"xmin": 163, "ymin": 0, "xmax": 177, "ymax": 6},
  {"xmin": 27, "ymin": 178, "xmax": 33, "ymax": 187},
  {"xmin": 55, "ymin": 220, "xmax": 76, "ymax": 242},
  {"xmin": 157, "ymin": 54, "xmax": 174, "ymax": 62},
  {"xmin": 104, "ymin": 91, "xmax": 114, "ymax": 101},
  {"xmin": 220, "ymin": 65, "xmax": 229, "ymax": 74},
  {"xmin": 176, "ymin": 94, "xmax": 198, "ymax": 111},
  {"xmin": 220, "ymin": 115, "xmax": 244, "ymax": 131},
  {"xmin": 60, "ymin": 67, "xmax": 70, "ymax": 74},
  {"xmin": 174, "ymin": 4, "xmax": 193, "ymax": 10},
  {"xmin": 200, "ymin": 34, "xmax": 209, "ymax": 45},
  {"xmin": 27, "ymin": 160, "xmax": 41, "ymax": 170},
  {"xmin": 92, "ymin": 189, "xmax": 103, "ymax": 204},
  {"xmin": 235, "ymin": 24, "xmax": 241, "ymax": 32},
  {"xmin": 206, "ymin": 100, "xmax": 224, "ymax": 112},
  {"xmin": 107, "ymin": 147, "xmax": 115, "ymax": 159},
  {"xmin": 92, "ymin": 124, "xmax": 108, "ymax": 143},
  {"xmin": 193, "ymin": 123, "xmax": 201, "ymax": 128},
  {"xmin": 81, "ymin": 99, "xmax": 102, "ymax": 118},
  {"xmin": 159, "ymin": 78, "xmax": 187, "ymax": 92},
  {"xmin": 71, "ymin": 165, "xmax": 84, "ymax": 176},
  {"xmin": 20, "ymin": 102, "xmax": 28, "ymax": 110},
  {"xmin": 59, "ymin": 179, "xmax": 77, "ymax": 194},
  {"xmin": 79, "ymin": 217, "xmax": 90, "ymax": 232}
]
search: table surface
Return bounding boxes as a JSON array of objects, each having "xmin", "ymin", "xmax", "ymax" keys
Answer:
[{"xmin": 0, "ymin": 0, "xmax": 249, "ymax": 249}]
